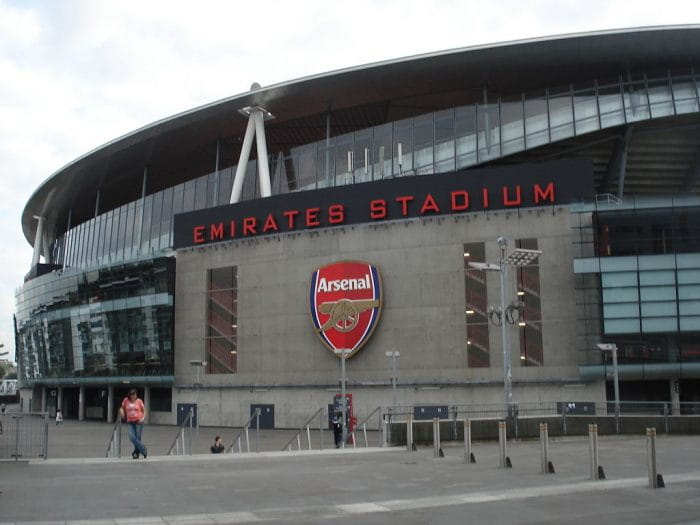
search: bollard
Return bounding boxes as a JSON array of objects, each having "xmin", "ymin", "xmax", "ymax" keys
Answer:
[
  {"xmin": 464, "ymin": 419, "xmax": 475, "ymax": 463},
  {"xmin": 646, "ymin": 427, "xmax": 663, "ymax": 489},
  {"xmin": 406, "ymin": 414, "xmax": 414, "ymax": 452},
  {"xmin": 588, "ymin": 424, "xmax": 599, "ymax": 480},
  {"xmin": 540, "ymin": 422, "xmax": 551, "ymax": 474},
  {"xmin": 433, "ymin": 418, "xmax": 440, "ymax": 458},
  {"xmin": 498, "ymin": 420, "xmax": 507, "ymax": 469}
]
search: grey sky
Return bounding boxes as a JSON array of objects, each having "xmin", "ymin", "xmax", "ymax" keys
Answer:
[{"xmin": 1, "ymin": 0, "xmax": 699, "ymax": 362}]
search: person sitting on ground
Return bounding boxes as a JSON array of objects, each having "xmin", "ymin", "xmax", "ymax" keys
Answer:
[{"xmin": 211, "ymin": 435, "xmax": 225, "ymax": 454}]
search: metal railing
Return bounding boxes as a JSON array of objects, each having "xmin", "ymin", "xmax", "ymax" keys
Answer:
[
  {"xmin": 346, "ymin": 406, "xmax": 384, "ymax": 448},
  {"xmin": 0, "ymin": 412, "xmax": 49, "ymax": 461},
  {"xmin": 228, "ymin": 408, "xmax": 261, "ymax": 454},
  {"xmin": 105, "ymin": 417, "xmax": 122, "ymax": 458},
  {"xmin": 166, "ymin": 407, "xmax": 194, "ymax": 456},
  {"xmin": 281, "ymin": 407, "xmax": 325, "ymax": 451}
]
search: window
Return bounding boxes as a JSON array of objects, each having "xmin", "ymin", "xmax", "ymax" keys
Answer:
[
  {"xmin": 464, "ymin": 243, "xmax": 489, "ymax": 367},
  {"xmin": 206, "ymin": 266, "xmax": 238, "ymax": 374},
  {"xmin": 517, "ymin": 238, "xmax": 543, "ymax": 366}
]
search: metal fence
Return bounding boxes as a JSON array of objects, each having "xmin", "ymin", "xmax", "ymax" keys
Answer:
[{"xmin": 0, "ymin": 412, "xmax": 49, "ymax": 461}]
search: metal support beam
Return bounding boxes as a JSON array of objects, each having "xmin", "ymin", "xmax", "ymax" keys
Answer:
[
  {"xmin": 600, "ymin": 126, "xmax": 633, "ymax": 196},
  {"xmin": 253, "ymin": 110, "xmax": 272, "ymax": 197},
  {"xmin": 230, "ymin": 116, "xmax": 256, "ymax": 203},
  {"xmin": 31, "ymin": 215, "xmax": 45, "ymax": 267}
]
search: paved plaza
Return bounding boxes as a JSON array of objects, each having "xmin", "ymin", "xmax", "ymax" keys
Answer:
[{"xmin": 1, "ymin": 419, "xmax": 700, "ymax": 524}]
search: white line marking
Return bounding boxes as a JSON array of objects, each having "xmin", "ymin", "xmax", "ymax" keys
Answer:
[{"xmin": 337, "ymin": 502, "xmax": 391, "ymax": 514}]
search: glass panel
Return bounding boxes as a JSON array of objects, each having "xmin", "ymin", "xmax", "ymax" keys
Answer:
[
  {"xmin": 639, "ymin": 270, "xmax": 675, "ymax": 286},
  {"xmin": 413, "ymin": 113, "xmax": 434, "ymax": 175},
  {"xmin": 678, "ymin": 284, "xmax": 700, "ymax": 300},
  {"xmin": 102, "ymin": 211, "xmax": 113, "ymax": 262},
  {"xmin": 393, "ymin": 118, "xmax": 413, "ymax": 176},
  {"xmin": 160, "ymin": 187, "xmax": 173, "ymax": 249},
  {"xmin": 517, "ymin": 238, "xmax": 542, "ymax": 367},
  {"xmin": 296, "ymin": 143, "xmax": 317, "ymax": 189},
  {"xmin": 599, "ymin": 257, "xmax": 637, "ymax": 272},
  {"xmin": 84, "ymin": 219, "xmax": 95, "ymax": 264},
  {"xmin": 640, "ymin": 301, "xmax": 676, "ymax": 316},
  {"xmin": 477, "ymin": 103, "xmax": 500, "ymax": 161},
  {"xmin": 182, "ymin": 180, "xmax": 196, "ymax": 213},
  {"xmin": 573, "ymin": 85, "xmax": 599, "ymax": 135},
  {"xmin": 372, "ymin": 123, "xmax": 391, "ymax": 180},
  {"xmin": 640, "ymin": 286, "xmax": 676, "ymax": 301},
  {"xmin": 548, "ymin": 88, "xmax": 574, "ymax": 141},
  {"xmin": 680, "ymin": 316, "xmax": 700, "ymax": 331},
  {"xmin": 638, "ymin": 254, "xmax": 675, "ymax": 270},
  {"xmin": 434, "ymin": 109, "xmax": 455, "ymax": 173},
  {"xmin": 597, "ymin": 79, "xmax": 625, "ymax": 128},
  {"xmin": 464, "ymin": 243, "xmax": 489, "ymax": 367},
  {"xmin": 206, "ymin": 172, "xmax": 218, "ymax": 208},
  {"xmin": 140, "ymin": 194, "xmax": 153, "ymax": 254},
  {"xmin": 149, "ymin": 190, "xmax": 163, "ymax": 251},
  {"xmin": 206, "ymin": 266, "xmax": 237, "ymax": 374},
  {"xmin": 679, "ymin": 300, "xmax": 700, "ymax": 316},
  {"xmin": 603, "ymin": 303, "xmax": 639, "ymax": 318},
  {"xmin": 646, "ymin": 76, "xmax": 674, "ymax": 118},
  {"xmin": 353, "ymin": 129, "xmax": 373, "ymax": 183},
  {"xmin": 671, "ymin": 75, "xmax": 699, "ymax": 114},
  {"xmin": 124, "ymin": 202, "xmax": 135, "ymax": 258},
  {"xmin": 602, "ymin": 287, "xmax": 639, "ymax": 303},
  {"xmin": 623, "ymin": 78, "xmax": 650, "ymax": 122},
  {"xmin": 455, "ymin": 105, "xmax": 477, "ymax": 168},
  {"xmin": 334, "ymin": 132, "xmax": 353, "ymax": 187},
  {"xmin": 217, "ymin": 167, "xmax": 233, "ymax": 204},
  {"xmin": 524, "ymin": 93, "xmax": 548, "ymax": 149},
  {"xmin": 641, "ymin": 318, "xmax": 677, "ymax": 332},
  {"xmin": 678, "ymin": 269, "xmax": 700, "ymax": 284},
  {"xmin": 317, "ymin": 140, "xmax": 334, "ymax": 188},
  {"xmin": 500, "ymin": 99, "xmax": 524, "ymax": 156},
  {"xmin": 115, "ymin": 204, "xmax": 127, "ymax": 261},
  {"xmin": 601, "ymin": 272, "xmax": 637, "ymax": 287},
  {"xmin": 194, "ymin": 174, "xmax": 208, "ymax": 210},
  {"xmin": 604, "ymin": 318, "xmax": 640, "ymax": 334},
  {"xmin": 241, "ymin": 161, "xmax": 257, "ymax": 200},
  {"xmin": 109, "ymin": 207, "xmax": 120, "ymax": 259}
]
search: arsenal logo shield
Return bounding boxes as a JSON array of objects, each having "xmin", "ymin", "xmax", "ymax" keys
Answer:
[{"xmin": 310, "ymin": 261, "xmax": 382, "ymax": 358}]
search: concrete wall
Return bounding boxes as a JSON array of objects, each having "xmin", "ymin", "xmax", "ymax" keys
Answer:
[{"xmin": 173, "ymin": 206, "xmax": 605, "ymax": 427}]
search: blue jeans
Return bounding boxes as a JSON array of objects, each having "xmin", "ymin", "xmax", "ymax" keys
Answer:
[{"xmin": 127, "ymin": 422, "xmax": 147, "ymax": 456}]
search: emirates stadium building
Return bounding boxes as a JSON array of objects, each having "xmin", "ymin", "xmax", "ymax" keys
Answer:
[{"xmin": 15, "ymin": 26, "xmax": 700, "ymax": 427}]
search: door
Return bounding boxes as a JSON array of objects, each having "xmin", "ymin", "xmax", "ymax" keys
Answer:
[
  {"xmin": 177, "ymin": 403, "xmax": 198, "ymax": 427},
  {"xmin": 250, "ymin": 404, "xmax": 274, "ymax": 429}
]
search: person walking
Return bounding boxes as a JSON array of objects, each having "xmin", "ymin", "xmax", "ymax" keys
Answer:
[
  {"xmin": 119, "ymin": 389, "xmax": 148, "ymax": 459},
  {"xmin": 210, "ymin": 435, "xmax": 225, "ymax": 454},
  {"xmin": 55, "ymin": 409, "xmax": 63, "ymax": 426},
  {"xmin": 332, "ymin": 413, "xmax": 343, "ymax": 448}
]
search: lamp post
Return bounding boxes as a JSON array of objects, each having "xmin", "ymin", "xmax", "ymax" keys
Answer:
[
  {"xmin": 188, "ymin": 360, "xmax": 207, "ymax": 432},
  {"xmin": 385, "ymin": 351, "xmax": 400, "ymax": 408},
  {"xmin": 597, "ymin": 343, "xmax": 620, "ymax": 418},
  {"xmin": 469, "ymin": 237, "xmax": 541, "ymax": 416},
  {"xmin": 334, "ymin": 349, "xmax": 351, "ymax": 448}
]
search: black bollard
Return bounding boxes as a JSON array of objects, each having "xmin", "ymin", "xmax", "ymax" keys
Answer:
[
  {"xmin": 657, "ymin": 474, "xmax": 665, "ymax": 488},
  {"xmin": 469, "ymin": 452, "xmax": 476, "ymax": 464},
  {"xmin": 505, "ymin": 456, "xmax": 513, "ymax": 468},
  {"xmin": 547, "ymin": 461, "xmax": 555, "ymax": 474},
  {"xmin": 598, "ymin": 465, "xmax": 606, "ymax": 479},
  {"xmin": 439, "ymin": 448, "xmax": 445, "ymax": 457}
]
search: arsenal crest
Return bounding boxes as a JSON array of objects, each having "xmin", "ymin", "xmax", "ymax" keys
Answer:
[{"xmin": 310, "ymin": 261, "xmax": 382, "ymax": 358}]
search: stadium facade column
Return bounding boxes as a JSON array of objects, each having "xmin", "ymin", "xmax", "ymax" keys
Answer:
[
  {"xmin": 229, "ymin": 82, "xmax": 274, "ymax": 203},
  {"xmin": 30, "ymin": 215, "xmax": 46, "ymax": 267}
]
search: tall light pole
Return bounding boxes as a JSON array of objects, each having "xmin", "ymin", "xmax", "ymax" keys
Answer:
[
  {"xmin": 597, "ymin": 343, "xmax": 620, "ymax": 418},
  {"xmin": 469, "ymin": 237, "xmax": 541, "ymax": 416},
  {"xmin": 385, "ymin": 351, "xmax": 400, "ymax": 408},
  {"xmin": 334, "ymin": 349, "xmax": 351, "ymax": 448}
]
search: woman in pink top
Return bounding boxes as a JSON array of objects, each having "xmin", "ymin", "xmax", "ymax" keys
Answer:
[{"xmin": 119, "ymin": 389, "xmax": 148, "ymax": 459}]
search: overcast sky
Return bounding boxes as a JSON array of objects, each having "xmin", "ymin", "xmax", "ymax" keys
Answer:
[{"xmin": 1, "ymin": 1, "xmax": 699, "ymax": 362}]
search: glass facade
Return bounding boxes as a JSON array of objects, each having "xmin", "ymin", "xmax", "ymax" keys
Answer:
[
  {"xmin": 15, "ymin": 258, "xmax": 175, "ymax": 383},
  {"xmin": 464, "ymin": 243, "xmax": 490, "ymax": 367},
  {"xmin": 206, "ymin": 266, "xmax": 237, "ymax": 374},
  {"xmin": 516, "ymin": 238, "xmax": 543, "ymax": 367},
  {"xmin": 46, "ymin": 70, "xmax": 700, "ymax": 271}
]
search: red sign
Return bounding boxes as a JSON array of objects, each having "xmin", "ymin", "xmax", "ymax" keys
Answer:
[{"xmin": 310, "ymin": 261, "xmax": 382, "ymax": 358}]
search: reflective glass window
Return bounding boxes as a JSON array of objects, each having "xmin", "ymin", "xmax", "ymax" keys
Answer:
[
  {"xmin": 524, "ymin": 93, "xmax": 548, "ymax": 148},
  {"xmin": 123, "ymin": 202, "xmax": 136, "ymax": 258},
  {"xmin": 548, "ymin": 88, "xmax": 574, "ymax": 142},
  {"xmin": 434, "ymin": 109, "xmax": 455, "ymax": 173},
  {"xmin": 217, "ymin": 167, "xmax": 233, "ymax": 204},
  {"xmin": 372, "ymin": 123, "xmax": 392, "ymax": 180},
  {"xmin": 295, "ymin": 143, "xmax": 318, "ymax": 190},
  {"xmin": 206, "ymin": 172, "xmax": 218, "ymax": 208},
  {"xmin": 477, "ymin": 103, "xmax": 500, "ymax": 161},
  {"xmin": 140, "ymin": 195, "xmax": 153, "ymax": 254},
  {"xmin": 413, "ymin": 113, "xmax": 434, "ymax": 175},
  {"xmin": 110, "ymin": 206, "xmax": 121, "ymax": 258},
  {"xmin": 499, "ymin": 99, "xmax": 524, "ymax": 156},
  {"xmin": 194, "ymin": 174, "xmax": 208, "ymax": 210},
  {"xmin": 241, "ymin": 160, "xmax": 257, "ymax": 200},
  {"xmin": 455, "ymin": 105, "xmax": 477, "ymax": 168},
  {"xmin": 334, "ymin": 132, "xmax": 354, "ymax": 186},
  {"xmin": 150, "ymin": 190, "xmax": 163, "ymax": 251},
  {"xmin": 646, "ymin": 75, "xmax": 674, "ymax": 118},
  {"xmin": 115, "ymin": 204, "xmax": 128, "ymax": 260},
  {"xmin": 623, "ymin": 77, "xmax": 650, "ymax": 122},
  {"xmin": 464, "ymin": 243, "xmax": 489, "ymax": 367},
  {"xmin": 160, "ymin": 187, "xmax": 173, "ymax": 248},
  {"xmin": 206, "ymin": 266, "xmax": 237, "ymax": 374},
  {"xmin": 597, "ymin": 79, "xmax": 625, "ymax": 128},
  {"xmin": 573, "ymin": 84, "xmax": 600, "ymax": 135},
  {"xmin": 317, "ymin": 141, "xmax": 334, "ymax": 189},
  {"xmin": 353, "ymin": 129, "xmax": 373, "ymax": 183},
  {"xmin": 671, "ymin": 74, "xmax": 699, "ymax": 114},
  {"xmin": 182, "ymin": 180, "xmax": 196, "ymax": 212},
  {"xmin": 393, "ymin": 118, "xmax": 413, "ymax": 176}
]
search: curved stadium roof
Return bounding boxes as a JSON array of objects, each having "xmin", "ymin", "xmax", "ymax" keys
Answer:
[{"xmin": 22, "ymin": 25, "xmax": 700, "ymax": 245}]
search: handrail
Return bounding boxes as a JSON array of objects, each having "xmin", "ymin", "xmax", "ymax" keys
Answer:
[
  {"xmin": 227, "ymin": 408, "xmax": 261, "ymax": 454},
  {"xmin": 166, "ymin": 407, "xmax": 194, "ymax": 456},
  {"xmin": 346, "ymin": 406, "xmax": 383, "ymax": 448},
  {"xmin": 105, "ymin": 417, "xmax": 122, "ymax": 458},
  {"xmin": 281, "ymin": 407, "xmax": 325, "ymax": 451}
]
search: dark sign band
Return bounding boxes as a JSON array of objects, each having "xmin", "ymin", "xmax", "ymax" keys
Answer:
[{"xmin": 173, "ymin": 158, "xmax": 593, "ymax": 249}]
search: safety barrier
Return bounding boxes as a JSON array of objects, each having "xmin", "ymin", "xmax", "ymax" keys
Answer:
[
  {"xmin": 346, "ymin": 406, "xmax": 383, "ymax": 448},
  {"xmin": 105, "ymin": 417, "xmax": 122, "ymax": 458},
  {"xmin": 166, "ymin": 407, "xmax": 194, "ymax": 456},
  {"xmin": 280, "ymin": 407, "xmax": 324, "ymax": 452},
  {"xmin": 229, "ymin": 409, "xmax": 261, "ymax": 454},
  {"xmin": 0, "ymin": 412, "xmax": 49, "ymax": 461}
]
